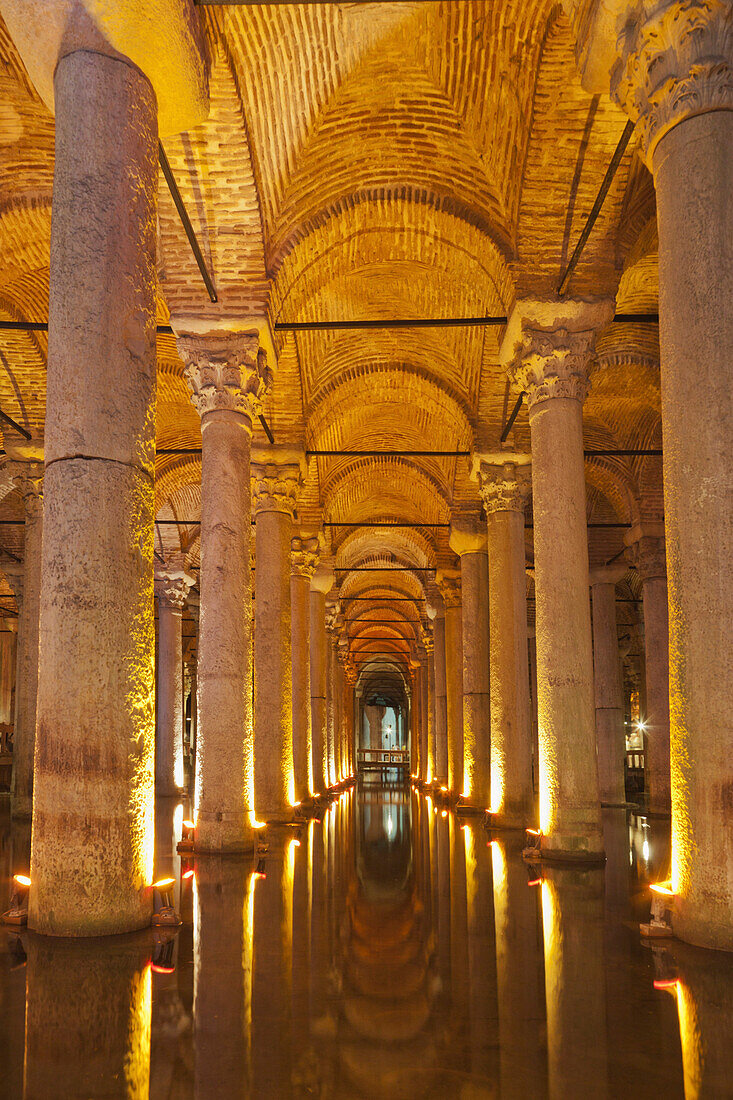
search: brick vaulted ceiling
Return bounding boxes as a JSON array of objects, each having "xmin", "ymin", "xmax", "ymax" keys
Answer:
[{"xmin": 0, "ymin": 2, "xmax": 660, "ymax": 678}]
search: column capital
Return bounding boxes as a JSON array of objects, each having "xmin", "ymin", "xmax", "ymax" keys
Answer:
[
  {"xmin": 311, "ymin": 562, "xmax": 335, "ymax": 595},
  {"xmin": 624, "ymin": 524, "xmax": 667, "ymax": 580},
  {"xmin": 501, "ymin": 298, "xmax": 614, "ymax": 413},
  {"xmin": 589, "ymin": 562, "xmax": 628, "ymax": 587},
  {"xmin": 154, "ymin": 559, "xmax": 195, "ymax": 611},
  {"xmin": 290, "ymin": 534, "xmax": 320, "ymax": 579},
  {"xmin": 7, "ymin": 460, "xmax": 44, "ymax": 519},
  {"xmin": 477, "ymin": 461, "xmax": 532, "ymax": 515},
  {"xmin": 251, "ymin": 448, "xmax": 305, "ymax": 517},
  {"xmin": 565, "ymin": 0, "xmax": 733, "ymax": 165},
  {"xmin": 436, "ymin": 569, "xmax": 461, "ymax": 608},
  {"xmin": 3, "ymin": 563, "xmax": 23, "ymax": 607},
  {"xmin": 176, "ymin": 331, "xmax": 272, "ymax": 423},
  {"xmin": 449, "ymin": 516, "xmax": 487, "ymax": 556},
  {"xmin": 325, "ymin": 601, "xmax": 341, "ymax": 633}
]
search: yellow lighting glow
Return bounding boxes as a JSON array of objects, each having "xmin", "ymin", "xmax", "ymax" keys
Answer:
[
  {"xmin": 650, "ymin": 881, "xmax": 675, "ymax": 897},
  {"xmin": 526, "ymin": 828, "xmax": 542, "ymax": 837},
  {"xmin": 152, "ymin": 877, "xmax": 176, "ymax": 890},
  {"xmin": 249, "ymin": 811, "xmax": 267, "ymax": 829},
  {"xmin": 182, "ymin": 820, "xmax": 195, "ymax": 830},
  {"xmin": 441, "ymin": 810, "xmax": 448, "ymax": 818},
  {"xmin": 440, "ymin": 786, "xmax": 448, "ymax": 793},
  {"xmin": 13, "ymin": 874, "xmax": 31, "ymax": 887}
]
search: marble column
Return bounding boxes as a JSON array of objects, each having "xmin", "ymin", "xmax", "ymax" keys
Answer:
[
  {"xmin": 410, "ymin": 658, "xmax": 422, "ymax": 776},
  {"xmin": 252, "ymin": 454, "xmax": 304, "ymax": 821},
  {"xmin": 178, "ymin": 330, "xmax": 271, "ymax": 853},
  {"xmin": 625, "ymin": 527, "xmax": 670, "ymax": 814},
  {"xmin": 566, "ymin": 0, "xmax": 733, "ymax": 953},
  {"xmin": 503, "ymin": 299, "xmax": 613, "ymax": 859},
  {"xmin": 310, "ymin": 566, "xmax": 334, "ymax": 796},
  {"xmin": 449, "ymin": 522, "xmax": 490, "ymax": 807},
  {"xmin": 430, "ymin": 599, "xmax": 448, "ymax": 784},
  {"xmin": 5, "ymin": 460, "xmax": 43, "ymax": 820},
  {"xmin": 438, "ymin": 571, "xmax": 463, "ymax": 797},
  {"xmin": 154, "ymin": 561, "xmax": 194, "ymax": 796},
  {"xmin": 589, "ymin": 563, "xmax": 628, "ymax": 808},
  {"xmin": 528, "ymin": 627, "xmax": 539, "ymax": 791},
  {"xmin": 424, "ymin": 635, "xmax": 435, "ymax": 782},
  {"xmin": 290, "ymin": 534, "xmax": 319, "ymax": 805},
  {"xmin": 30, "ymin": 48, "xmax": 159, "ymax": 935},
  {"xmin": 478, "ymin": 460, "xmax": 534, "ymax": 828}
]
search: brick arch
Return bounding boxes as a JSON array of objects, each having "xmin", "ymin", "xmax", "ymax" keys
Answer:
[{"xmin": 324, "ymin": 456, "xmax": 451, "ymax": 526}]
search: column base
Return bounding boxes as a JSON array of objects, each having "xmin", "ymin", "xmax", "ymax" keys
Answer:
[
  {"xmin": 673, "ymin": 899, "xmax": 733, "ymax": 954},
  {"xmin": 487, "ymin": 811, "xmax": 531, "ymax": 832},
  {"xmin": 528, "ymin": 828, "xmax": 606, "ymax": 865},
  {"xmin": 194, "ymin": 811, "xmax": 255, "ymax": 854}
]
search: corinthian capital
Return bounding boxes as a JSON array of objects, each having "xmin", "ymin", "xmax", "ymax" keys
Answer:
[
  {"xmin": 7, "ymin": 460, "xmax": 43, "ymax": 520},
  {"xmin": 291, "ymin": 535, "xmax": 320, "ymax": 579},
  {"xmin": 477, "ymin": 461, "xmax": 532, "ymax": 515},
  {"xmin": 436, "ymin": 569, "xmax": 461, "ymax": 609},
  {"xmin": 155, "ymin": 556, "xmax": 195, "ymax": 611},
  {"xmin": 176, "ymin": 331, "xmax": 272, "ymax": 421},
  {"xmin": 501, "ymin": 298, "xmax": 614, "ymax": 413},
  {"xmin": 612, "ymin": 0, "xmax": 733, "ymax": 162},
  {"xmin": 251, "ymin": 463, "xmax": 303, "ymax": 517},
  {"xmin": 624, "ymin": 523, "xmax": 667, "ymax": 580}
]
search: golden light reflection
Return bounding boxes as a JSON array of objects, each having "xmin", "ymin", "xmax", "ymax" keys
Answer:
[
  {"xmin": 490, "ymin": 745, "xmax": 505, "ymax": 815},
  {"xmin": 675, "ymin": 980, "xmax": 705, "ymax": 1098},
  {"xmin": 124, "ymin": 963, "xmax": 152, "ymax": 1100}
]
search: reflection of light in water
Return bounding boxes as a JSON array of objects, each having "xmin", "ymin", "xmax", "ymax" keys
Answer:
[
  {"xmin": 643, "ymin": 839, "xmax": 650, "ymax": 862},
  {"xmin": 384, "ymin": 808, "xmax": 396, "ymax": 840},
  {"xmin": 174, "ymin": 802, "xmax": 183, "ymax": 841}
]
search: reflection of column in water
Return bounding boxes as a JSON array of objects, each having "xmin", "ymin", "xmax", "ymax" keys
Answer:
[
  {"xmin": 435, "ymin": 810, "xmax": 452, "ymax": 994},
  {"xmin": 464, "ymin": 823, "xmax": 499, "ymax": 1084},
  {"xmin": 449, "ymin": 813, "xmax": 470, "ymax": 1075},
  {"xmin": 251, "ymin": 829, "xmax": 294, "ymax": 1100},
  {"xmin": 665, "ymin": 945, "xmax": 733, "ymax": 1100},
  {"xmin": 491, "ymin": 836, "xmax": 546, "ymax": 1100},
  {"xmin": 541, "ymin": 865, "xmax": 609, "ymax": 1100},
  {"xmin": 24, "ymin": 935, "xmax": 151, "ymax": 1099},
  {"xmin": 602, "ymin": 808, "xmax": 639, "ymax": 1099},
  {"xmin": 194, "ymin": 856, "xmax": 252, "ymax": 1099},
  {"xmin": 0, "ymin": 814, "xmax": 27, "ymax": 1097},
  {"xmin": 291, "ymin": 820, "xmax": 311, "ymax": 1090}
]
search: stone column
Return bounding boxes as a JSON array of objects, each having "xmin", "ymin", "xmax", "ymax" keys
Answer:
[
  {"xmin": 478, "ymin": 460, "xmax": 534, "ymax": 828},
  {"xmin": 325, "ymin": 602, "xmax": 339, "ymax": 788},
  {"xmin": 449, "ymin": 522, "xmax": 490, "ymax": 807},
  {"xmin": 424, "ymin": 635, "xmax": 435, "ymax": 782},
  {"xmin": 625, "ymin": 527, "xmax": 670, "ymax": 814},
  {"xmin": 419, "ymin": 644, "xmax": 430, "ymax": 782},
  {"xmin": 5, "ymin": 461, "xmax": 43, "ymax": 820},
  {"xmin": 410, "ymin": 658, "xmax": 421, "ymax": 776},
  {"xmin": 528, "ymin": 627, "xmax": 539, "ymax": 790},
  {"xmin": 290, "ymin": 535, "xmax": 319, "ymax": 805},
  {"xmin": 589, "ymin": 563, "xmax": 628, "ymax": 807},
  {"xmin": 310, "ymin": 565, "xmax": 334, "ymax": 796},
  {"xmin": 430, "ymin": 598, "xmax": 448, "ymax": 784},
  {"xmin": 154, "ymin": 561, "xmax": 194, "ymax": 796},
  {"xmin": 503, "ymin": 299, "xmax": 613, "ymax": 859},
  {"xmin": 565, "ymin": 0, "xmax": 733, "ymax": 951},
  {"xmin": 252, "ymin": 454, "xmax": 304, "ymax": 821},
  {"xmin": 178, "ymin": 330, "xmax": 271, "ymax": 852},
  {"xmin": 30, "ymin": 49, "xmax": 159, "ymax": 936},
  {"xmin": 437, "ymin": 571, "xmax": 463, "ymax": 796}
]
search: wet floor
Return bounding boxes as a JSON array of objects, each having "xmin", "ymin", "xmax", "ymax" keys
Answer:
[{"xmin": 2, "ymin": 784, "xmax": 733, "ymax": 1099}]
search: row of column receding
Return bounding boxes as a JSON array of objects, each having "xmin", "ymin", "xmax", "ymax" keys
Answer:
[{"xmin": 3, "ymin": 17, "xmax": 730, "ymax": 957}]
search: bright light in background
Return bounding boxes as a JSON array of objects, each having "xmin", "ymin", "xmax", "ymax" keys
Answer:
[
  {"xmin": 384, "ymin": 808, "xmax": 397, "ymax": 841},
  {"xmin": 174, "ymin": 802, "xmax": 183, "ymax": 842},
  {"xmin": 642, "ymin": 839, "xmax": 650, "ymax": 862}
]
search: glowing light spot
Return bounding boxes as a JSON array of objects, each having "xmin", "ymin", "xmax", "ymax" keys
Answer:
[
  {"xmin": 152, "ymin": 877, "xmax": 175, "ymax": 890},
  {"xmin": 182, "ymin": 820, "xmax": 195, "ymax": 830},
  {"xmin": 13, "ymin": 874, "xmax": 31, "ymax": 887},
  {"xmin": 182, "ymin": 869, "xmax": 194, "ymax": 880},
  {"xmin": 650, "ymin": 881, "xmax": 675, "ymax": 897},
  {"xmin": 642, "ymin": 839, "xmax": 650, "ymax": 862}
]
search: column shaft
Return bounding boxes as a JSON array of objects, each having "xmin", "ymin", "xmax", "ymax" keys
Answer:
[
  {"xmin": 310, "ymin": 590, "xmax": 328, "ymax": 795},
  {"xmin": 484, "ymin": 499, "xmax": 533, "ymax": 827},
  {"xmin": 591, "ymin": 578, "xmax": 626, "ymax": 806},
  {"xmin": 530, "ymin": 393, "xmax": 601, "ymax": 853},
  {"xmin": 460, "ymin": 551, "xmax": 490, "ymax": 805},
  {"xmin": 30, "ymin": 50, "xmax": 157, "ymax": 935},
  {"xmin": 9, "ymin": 477, "xmax": 42, "ymax": 819},
  {"xmin": 433, "ymin": 612, "xmax": 448, "ymax": 782},
  {"xmin": 254, "ymin": 509, "xmax": 294, "ymax": 820},
  {"xmin": 444, "ymin": 602, "xmax": 463, "ymax": 796},
  {"xmin": 290, "ymin": 572, "xmax": 311, "ymax": 805},
  {"xmin": 156, "ymin": 601, "xmax": 184, "ymax": 796},
  {"xmin": 197, "ymin": 410, "xmax": 254, "ymax": 849},
  {"xmin": 654, "ymin": 109, "xmax": 733, "ymax": 946},
  {"xmin": 641, "ymin": 574, "xmax": 670, "ymax": 812},
  {"xmin": 427, "ymin": 642, "xmax": 437, "ymax": 782}
]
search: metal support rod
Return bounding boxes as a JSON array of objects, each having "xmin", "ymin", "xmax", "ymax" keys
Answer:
[
  {"xmin": 258, "ymin": 414, "xmax": 275, "ymax": 444},
  {"xmin": 525, "ymin": 521, "xmax": 632, "ymax": 529},
  {"xmin": 334, "ymin": 567, "xmax": 435, "ymax": 573},
  {"xmin": 500, "ymin": 392, "xmax": 525, "ymax": 443},
  {"xmin": 0, "ymin": 408, "xmax": 31, "ymax": 441},
  {"xmin": 558, "ymin": 119, "xmax": 636, "ymax": 296},
  {"xmin": 158, "ymin": 143, "xmax": 218, "ymax": 304},
  {"xmin": 344, "ymin": 597, "xmax": 426, "ymax": 602},
  {"xmin": 324, "ymin": 521, "xmax": 450, "ymax": 528},
  {"xmin": 308, "ymin": 450, "xmax": 470, "ymax": 457},
  {"xmin": 274, "ymin": 312, "xmax": 658, "ymax": 332}
]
